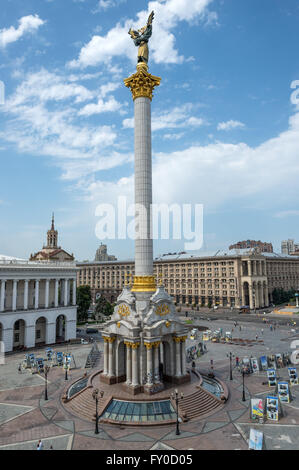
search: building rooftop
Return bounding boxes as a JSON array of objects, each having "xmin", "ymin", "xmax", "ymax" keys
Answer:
[{"xmin": 77, "ymin": 248, "xmax": 299, "ymax": 265}]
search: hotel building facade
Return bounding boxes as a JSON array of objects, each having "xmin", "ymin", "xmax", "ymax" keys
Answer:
[{"xmin": 77, "ymin": 250, "xmax": 299, "ymax": 311}]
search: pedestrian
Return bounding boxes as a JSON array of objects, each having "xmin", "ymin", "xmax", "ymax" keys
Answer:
[
  {"xmin": 37, "ymin": 440, "xmax": 43, "ymax": 450},
  {"xmin": 235, "ymin": 356, "xmax": 239, "ymax": 367},
  {"xmin": 261, "ymin": 328, "xmax": 263, "ymax": 335},
  {"xmin": 18, "ymin": 363, "xmax": 22, "ymax": 374},
  {"xmin": 239, "ymin": 325, "xmax": 242, "ymax": 332},
  {"xmin": 255, "ymin": 334, "xmax": 258, "ymax": 341}
]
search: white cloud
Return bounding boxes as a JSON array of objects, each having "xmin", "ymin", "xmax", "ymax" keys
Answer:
[
  {"xmin": 0, "ymin": 15, "xmax": 45, "ymax": 48},
  {"xmin": 0, "ymin": 69, "xmax": 128, "ymax": 181},
  {"xmin": 123, "ymin": 103, "xmax": 206, "ymax": 131},
  {"xmin": 78, "ymin": 96, "xmax": 123, "ymax": 116},
  {"xmin": 83, "ymin": 110, "xmax": 299, "ymax": 214},
  {"xmin": 68, "ymin": 0, "xmax": 215, "ymax": 68},
  {"xmin": 217, "ymin": 120, "xmax": 245, "ymax": 131},
  {"xmin": 274, "ymin": 210, "xmax": 299, "ymax": 218}
]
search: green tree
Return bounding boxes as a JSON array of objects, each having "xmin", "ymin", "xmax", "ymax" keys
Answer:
[
  {"xmin": 94, "ymin": 296, "xmax": 114, "ymax": 319},
  {"xmin": 76, "ymin": 285, "xmax": 91, "ymax": 323}
]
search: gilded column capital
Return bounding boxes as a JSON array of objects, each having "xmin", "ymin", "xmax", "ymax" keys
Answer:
[
  {"xmin": 124, "ymin": 340, "xmax": 132, "ymax": 348},
  {"xmin": 104, "ymin": 336, "xmax": 116, "ymax": 343},
  {"xmin": 131, "ymin": 342, "xmax": 140, "ymax": 349},
  {"xmin": 124, "ymin": 68, "xmax": 161, "ymax": 101},
  {"xmin": 173, "ymin": 336, "xmax": 181, "ymax": 343},
  {"xmin": 144, "ymin": 342, "xmax": 153, "ymax": 350},
  {"xmin": 153, "ymin": 341, "xmax": 161, "ymax": 348},
  {"xmin": 131, "ymin": 275, "xmax": 156, "ymax": 292}
]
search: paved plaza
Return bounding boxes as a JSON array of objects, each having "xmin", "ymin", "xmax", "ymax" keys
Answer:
[{"xmin": 0, "ymin": 317, "xmax": 299, "ymax": 450}]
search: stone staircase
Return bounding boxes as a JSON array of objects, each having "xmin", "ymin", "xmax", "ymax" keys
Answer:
[
  {"xmin": 178, "ymin": 385, "xmax": 223, "ymax": 421},
  {"xmin": 85, "ymin": 342, "xmax": 101, "ymax": 369},
  {"xmin": 66, "ymin": 387, "xmax": 108, "ymax": 422}
]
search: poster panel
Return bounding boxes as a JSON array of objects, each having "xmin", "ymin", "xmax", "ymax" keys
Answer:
[
  {"xmin": 251, "ymin": 358, "xmax": 259, "ymax": 373},
  {"xmin": 260, "ymin": 356, "xmax": 268, "ymax": 371},
  {"xmin": 266, "ymin": 396, "xmax": 279, "ymax": 421},
  {"xmin": 249, "ymin": 428, "xmax": 263, "ymax": 450},
  {"xmin": 251, "ymin": 399, "xmax": 264, "ymax": 419},
  {"xmin": 278, "ymin": 382, "xmax": 290, "ymax": 403},
  {"xmin": 267, "ymin": 369, "xmax": 277, "ymax": 387},
  {"xmin": 288, "ymin": 367, "xmax": 298, "ymax": 386}
]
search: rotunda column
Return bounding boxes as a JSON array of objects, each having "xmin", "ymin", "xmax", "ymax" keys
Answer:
[
  {"xmin": 103, "ymin": 338, "xmax": 109, "ymax": 375},
  {"xmin": 174, "ymin": 337, "xmax": 182, "ymax": 377},
  {"xmin": 131, "ymin": 342, "xmax": 140, "ymax": 387},
  {"xmin": 125, "ymin": 342, "xmax": 132, "ymax": 384}
]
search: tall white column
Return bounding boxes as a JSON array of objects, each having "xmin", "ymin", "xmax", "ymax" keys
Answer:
[
  {"xmin": 45, "ymin": 279, "xmax": 50, "ymax": 309},
  {"xmin": 175, "ymin": 338, "xmax": 182, "ymax": 377},
  {"xmin": 24, "ymin": 280, "xmax": 29, "ymax": 310},
  {"xmin": 72, "ymin": 279, "xmax": 76, "ymax": 306},
  {"xmin": 55, "ymin": 279, "xmax": 59, "ymax": 307},
  {"xmin": 12, "ymin": 279, "xmax": 18, "ymax": 311},
  {"xmin": 154, "ymin": 342, "xmax": 160, "ymax": 383},
  {"xmin": 34, "ymin": 280, "xmax": 39, "ymax": 309},
  {"xmin": 108, "ymin": 339, "xmax": 115, "ymax": 376},
  {"xmin": 104, "ymin": 340, "xmax": 109, "ymax": 375},
  {"xmin": 181, "ymin": 340, "xmax": 187, "ymax": 376},
  {"xmin": 146, "ymin": 344, "xmax": 153, "ymax": 385},
  {"xmin": 126, "ymin": 343, "xmax": 132, "ymax": 384},
  {"xmin": 64, "ymin": 279, "xmax": 68, "ymax": 306},
  {"xmin": 0, "ymin": 280, "xmax": 6, "ymax": 312},
  {"xmin": 133, "ymin": 97, "xmax": 153, "ymax": 278},
  {"xmin": 131, "ymin": 344, "xmax": 139, "ymax": 386}
]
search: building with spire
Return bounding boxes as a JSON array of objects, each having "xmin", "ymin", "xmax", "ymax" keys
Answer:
[{"xmin": 30, "ymin": 214, "xmax": 75, "ymax": 262}]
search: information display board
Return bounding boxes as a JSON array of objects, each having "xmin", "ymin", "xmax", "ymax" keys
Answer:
[
  {"xmin": 288, "ymin": 367, "xmax": 298, "ymax": 385},
  {"xmin": 251, "ymin": 399, "xmax": 264, "ymax": 419},
  {"xmin": 249, "ymin": 428, "xmax": 263, "ymax": 450},
  {"xmin": 266, "ymin": 396, "xmax": 279, "ymax": 421},
  {"xmin": 278, "ymin": 382, "xmax": 290, "ymax": 403},
  {"xmin": 260, "ymin": 356, "xmax": 268, "ymax": 371},
  {"xmin": 250, "ymin": 358, "xmax": 259, "ymax": 373},
  {"xmin": 267, "ymin": 369, "xmax": 277, "ymax": 387}
]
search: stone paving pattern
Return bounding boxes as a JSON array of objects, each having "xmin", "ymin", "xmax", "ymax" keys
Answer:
[{"xmin": 0, "ymin": 318, "xmax": 298, "ymax": 450}]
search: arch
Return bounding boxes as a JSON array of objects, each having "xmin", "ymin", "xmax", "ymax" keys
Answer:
[
  {"xmin": 116, "ymin": 340, "xmax": 126, "ymax": 382},
  {"xmin": 55, "ymin": 314, "xmax": 66, "ymax": 342},
  {"xmin": 162, "ymin": 340, "xmax": 171, "ymax": 378},
  {"xmin": 35, "ymin": 316, "xmax": 47, "ymax": 346},
  {"xmin": 13, "ymin": 318, "xmax": 26, "ymax": 350},
  {"xmin": 242, "ymin": 281, "xmax": 250, "ymax": 307}
]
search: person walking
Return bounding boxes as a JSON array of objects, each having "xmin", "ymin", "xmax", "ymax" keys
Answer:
[
  {"xmin": 235, "ymin": 356, "xmax": 239, "ymax": 367},
  {"xmin": 255, "ymin": 334, "xmax": 258, "ymax": 341},
  {"xmin": 18, "ymin": 363, "xmax": 22, "ymax": 374},
  {"xmin": 37, "ymin": 440, "xmax": 44, "ymax": 450},
  {"xmin": 261, "ymin": 328, "xmax": 264, "ymax": 335}
]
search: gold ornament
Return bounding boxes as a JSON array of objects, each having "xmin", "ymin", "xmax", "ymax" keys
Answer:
[
  {"xmin": 124, "ymin": 68, "xmax": 161, "ymax": 101},
  {"xmin": 117, "ymin": 322, "xmax": 121, "ymax": 328},
  {"xmin": 156, "ymin": 303, "xmax": 170, "ymax": 316},
  {"xmin": 117, "ymin": 304, "xmax": 130, "ymax": 317},
  {"xmin": 131, "ymin": 275, "xmax": 156, "ymax": 292},
  {"xmin": 165, "ymin": 321, "xmax": 171, "ymax": 328}
]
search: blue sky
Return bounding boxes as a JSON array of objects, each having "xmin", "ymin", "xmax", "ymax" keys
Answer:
[{"xmin": 0, "ymin": 0, "xmax": 299, "ymax": 261}]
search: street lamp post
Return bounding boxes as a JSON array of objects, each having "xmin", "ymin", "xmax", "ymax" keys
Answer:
[
  {"xmin": 92, "ymin": 389, "xmax": 104, "ymax": 434},
  {"xmin": 227, "ymin": 352, "xmax": 234, "ymax": 381},
  {"xmin": 242, "ymin": 368, "xmax": 246, "ymax": 401},
  {"xmin": 171, "ymin": 389, "xmax": 184, "ymax": 435},
  {"xmin": 44, "ymin": 365, "xmax": 50, "ymax": 401}
]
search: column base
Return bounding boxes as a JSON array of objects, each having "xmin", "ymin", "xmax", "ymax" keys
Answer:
[
  {"xmin": 100, "ymin": 373, "xmax": 127, "ymax": 385},
  {"xmin": 143, "ymin": 383, "xmax": 165, "ymax": 395},
  {"xmin": 163, "ymin": 373, "xmax": 191, "ymax": 385},
  {"xmin": 121, "ymin": 382, "xmax": 142, "ymax": 395}
]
